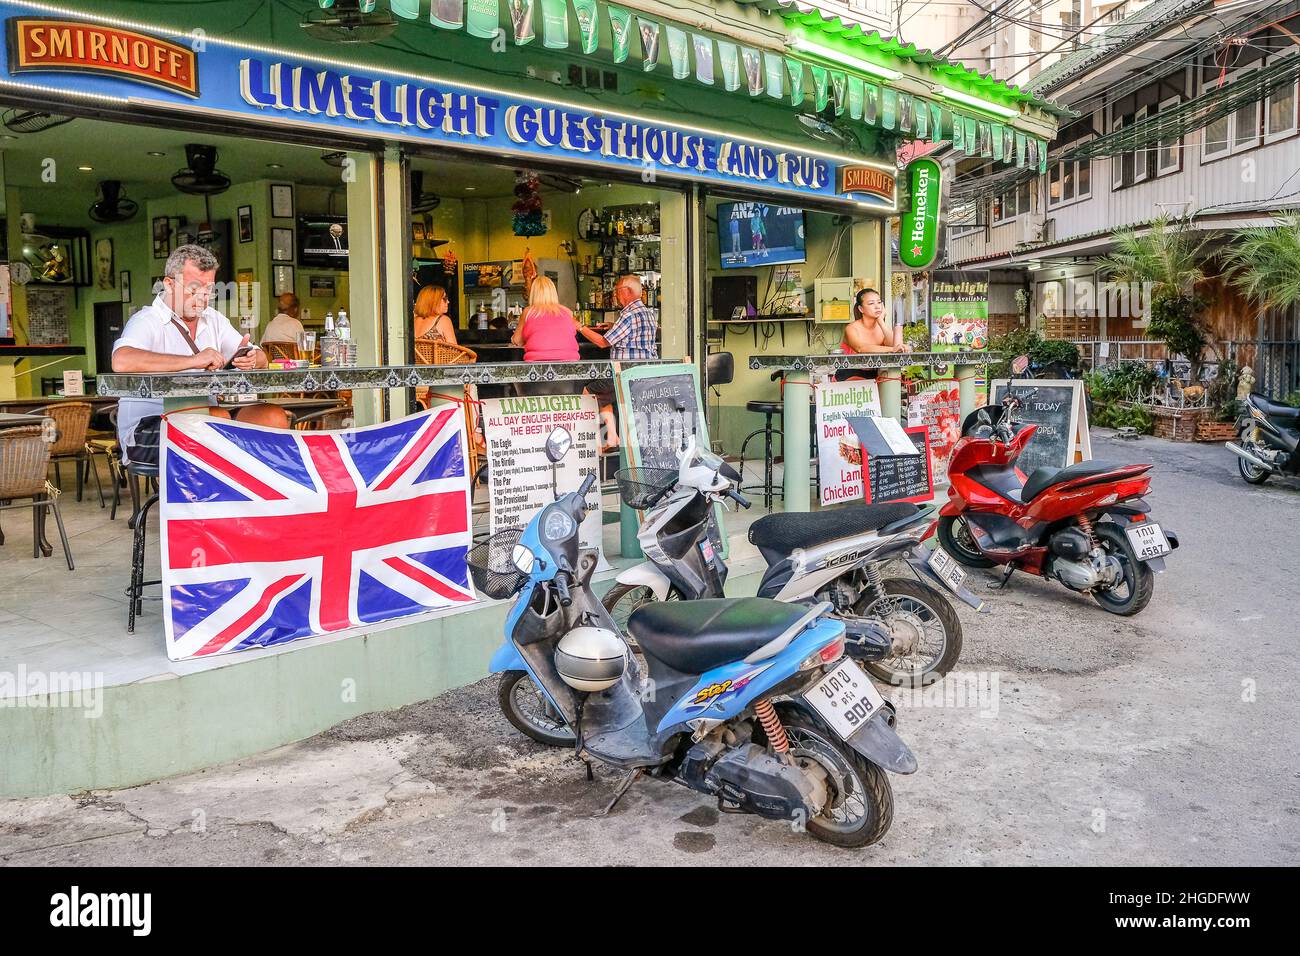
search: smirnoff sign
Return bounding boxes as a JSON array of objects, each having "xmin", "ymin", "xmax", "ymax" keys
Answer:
[{"xmin": 7, "ymin": 17, "xmax": 199, "ymax": 97}]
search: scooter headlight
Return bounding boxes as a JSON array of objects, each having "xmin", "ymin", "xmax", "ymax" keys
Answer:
[
  {"xmin": 512, "ymin": 544, "xmax": 535, "ymax": 574},
  {"xmin": 543, "ymin": 508, "xmax": 576, "ymax": 543}
]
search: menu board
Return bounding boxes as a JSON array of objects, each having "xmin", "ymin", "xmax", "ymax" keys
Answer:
[
  {"xmin": 853, "ymin": 424, "xmax": 932, "ymax": 504},
  {"xmin": 481, "ymin": 393, "xmax": 604, "ymax": 557},
  {"xmin": 815, "ymin": 379, "xmax": 882, "ymax": 506},
  {"xmin": 991, "ymin": 379, "xmax": 1090, "ymax": 476},
  {"xmin": 618, "ymin": 363, "xmax": 724, "ymax": 554}
]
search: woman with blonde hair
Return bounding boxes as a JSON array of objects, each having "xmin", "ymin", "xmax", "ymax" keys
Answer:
[
  {"xmin": 414, "ymin": 284, "xmax": 457, "ymax": 347},
  {"xmin": 511, "ymin": 275, "xmax": 579, "ymax": 362}
]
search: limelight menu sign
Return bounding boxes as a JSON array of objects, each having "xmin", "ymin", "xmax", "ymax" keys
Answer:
[{"xmin": 0, "ymin": 4, "xmax": 895, "ymax": 206}]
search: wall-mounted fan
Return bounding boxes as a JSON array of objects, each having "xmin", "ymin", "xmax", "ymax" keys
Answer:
[
  {"xmin": 172, "ymin": 144, "xmax": 231, "ymax": 195},
  {"xmin": 301, "ymin": 0, "xmax": 398, "ymax": 43},
  {"xmin": 88, "ymin": 181, "xmax": 140, "ymax": 223},
  {"xmin": 410, "ymin": 170, "xmax": 442, "ymax": 213},
  {"xmin": 1, "ymin": 109, "xmax": 72, "ymax": 134},
  {"xmin": 797, "ymin": 110, "xmax": 864, "ymax": 153}
]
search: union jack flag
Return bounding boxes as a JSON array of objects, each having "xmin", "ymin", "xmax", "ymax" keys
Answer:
[{"xmin": 160, "ymin": 407, "xmax": 475, "ymax": 661}]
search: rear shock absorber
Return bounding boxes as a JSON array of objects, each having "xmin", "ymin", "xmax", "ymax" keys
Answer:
[
  {"xmin": 755, "ymin": 699, "xmax": 790, "ymax": 754},
  {"xmin": 1076, "ymin": 513, "xmax": 1098, "ymax": 548},
  {"xmin": 863, "ymin": 562, "xmax": 885, "ymax": 603}
]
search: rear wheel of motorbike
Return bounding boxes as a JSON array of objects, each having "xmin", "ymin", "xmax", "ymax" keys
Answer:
[
  {"xmin": 936, "ymin": 516, "xmax": 995, "ymax": 568},
  {"xmin": 1237, "ymin": 443, "xmax": 1271, "ymax": 485},
  {"xmin": 1091, "ymin": 523, "xmax": 1155, "ymax": 617},
  {"xmin": 498, "ymin": 670, "xmax": 576, "ymax": 748},
  {"xmin": 855, "ymin": 578, "xmax": 962, "ymax": 688},
  {"xmin": 776, "ymin": 706, "xmax": 893, "ymax": 849}
]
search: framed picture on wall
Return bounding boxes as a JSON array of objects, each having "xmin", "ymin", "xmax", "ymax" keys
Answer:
[
  {"xmin": 150, "ymin": 275, "xmax": 164, "ymax": 296},
  {"xmin": 119, "ymin": 270, "xmax": 130, "ymax": 303},
  {"xmin": 94, "ymin": 237, "xmax": 114, "ymax": 290},
  {"xmin": 270, "ymin": 184, "xmax": 294, "ymax": 219},
  {"xmin": 309, "ymin": 275, "xmax": 336, "ymax": 298},
  {"xmin": 273, "ymin": 264, "xmax": 294, "ymax": 296},
  {"xmin": 237, "ymin": 205, "xmax": 253, "ymax": 243},
  {"xmin": 236, "ymin": 268, "xmax": 256, "ymax": 316},
  {"xmin": 152, "ymin": 217, "xmax": 169, "ymax": 258},
  {"xmin": 271, "ymin": 227, "xmax": 294, "ymax": 263}
]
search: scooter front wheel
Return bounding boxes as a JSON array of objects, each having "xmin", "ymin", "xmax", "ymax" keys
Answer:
[
  {"xmin": 777, "ymin": 705, "xmax": 894, "ymax": 849},
  {"xmin": 498, "ymin": 670, "xmax": 576, "ymax": 748},
  {"xmin": 937, "ymin": 516, "xmax": 995, "ymax": 568}
]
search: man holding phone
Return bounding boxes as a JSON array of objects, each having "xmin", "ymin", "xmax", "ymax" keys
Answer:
[{"xmin": 113, "ymin": 244, "xmax": 270, "ymax": 463}]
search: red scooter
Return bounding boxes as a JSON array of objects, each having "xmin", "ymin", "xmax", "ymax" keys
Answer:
[{"xmin": 924, "ymin": 389, "xmax": 1178, "ymax": 616}]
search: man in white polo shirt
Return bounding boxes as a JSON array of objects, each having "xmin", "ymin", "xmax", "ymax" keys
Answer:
[{"xmin": 112, "ymin": 244, "xmax": 268, "ymax": 463}]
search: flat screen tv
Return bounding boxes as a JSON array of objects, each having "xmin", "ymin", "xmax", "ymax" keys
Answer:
[
  {"xmin": 718, "ymin": 201, "xmax": 806, "ymax": 270},
  {"xmin": 298, "ymin": 215, "xmax": 349, "ymax": 270}
]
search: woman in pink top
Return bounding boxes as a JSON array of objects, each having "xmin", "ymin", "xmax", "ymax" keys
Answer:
[{"xmin": 512, "ymin": 276, "xmax": 580, "ymax": 362}]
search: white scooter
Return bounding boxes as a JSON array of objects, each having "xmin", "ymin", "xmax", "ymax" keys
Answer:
[{"xmin": 605, "ymin": 437, "xmax": 985, "ymax": 687}]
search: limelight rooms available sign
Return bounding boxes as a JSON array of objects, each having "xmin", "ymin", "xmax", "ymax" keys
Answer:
[{"xmin": 0, "ymin": 3, "xmax": 895, "ymax": 207}]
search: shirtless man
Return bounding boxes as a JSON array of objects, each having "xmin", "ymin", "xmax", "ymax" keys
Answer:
[{"xmin": 840, "ymin": 288, "xmax": 910, "ymax": 354}]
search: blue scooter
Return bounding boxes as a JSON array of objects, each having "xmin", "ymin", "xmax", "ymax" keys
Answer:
[{"xmin": 472, "ymin": 433, "xmax": 916, "ymax": 848}]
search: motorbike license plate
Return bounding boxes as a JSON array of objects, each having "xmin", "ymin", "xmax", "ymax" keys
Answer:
[
  {"xmin": 927, "ymin": 546, "xmax": 969, "ymax": 593},
  {"xmin": 805, "ymin": 660, "xmax": 888, "ymax": 741},
  {"xmin": 1124, "ymin": 522, "xmax": 1171, "ymax": 561}
]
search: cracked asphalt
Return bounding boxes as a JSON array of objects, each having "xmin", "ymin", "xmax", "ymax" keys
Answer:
[{"xmin": 2, "ymin": 432, "xmax": 1298, "ymax": 865}]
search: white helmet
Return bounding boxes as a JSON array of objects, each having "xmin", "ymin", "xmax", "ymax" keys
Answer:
[{"xmin": 555, "ymin": 626, "xmax": 627, "ymax": 693}]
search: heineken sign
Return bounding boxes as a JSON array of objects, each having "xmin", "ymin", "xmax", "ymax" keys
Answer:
[{"xmin": 899, "ymin": 158, "xmax": 941, "ymax": 269}]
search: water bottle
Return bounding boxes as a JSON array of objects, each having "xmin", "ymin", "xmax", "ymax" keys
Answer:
[{"xmin": 336, "ymin": 310, "xmax": 350, "ymax": 342}]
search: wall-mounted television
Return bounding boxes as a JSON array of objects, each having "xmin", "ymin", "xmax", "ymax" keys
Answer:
[
  {"xmin": 298, "ymin": 215, "xmax": 348, "ymax": 270},
  {"xmin": 718, "ymin": 201, "xmax": 806, "ymax": 270}
]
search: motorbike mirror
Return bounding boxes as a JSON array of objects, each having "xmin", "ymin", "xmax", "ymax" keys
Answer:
[
  {"xmin": 545, "ymin": 426, "xmax": 573, "ymax": 463},
  {"xmin": 1011, "ymin": 354, "xmax": 1030, "ymax": 376}
]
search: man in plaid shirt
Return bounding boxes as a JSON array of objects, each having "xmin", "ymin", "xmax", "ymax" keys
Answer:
[{"xmin": 578, "ymin": 274, "xmax": 659, "ymax": 449}]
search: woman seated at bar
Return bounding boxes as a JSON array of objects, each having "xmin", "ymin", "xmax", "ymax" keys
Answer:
[
  {"xmin": 510, "ymin": 275, "xmax": 580, "ymax": 398},
  {"xmin": 413, "ymin": 284, "xmax": 457, "ymax": 347},
  {"xmin": 840, "ymin": 288, "xmax": 909, "ymax": 354},
  {"xmin": 511, "ymin": 276, "xmax": 579, "ymax": 362}
]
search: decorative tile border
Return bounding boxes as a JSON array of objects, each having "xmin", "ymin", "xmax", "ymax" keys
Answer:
[
  {"xmin": 97, "ymin": 361, "xmax": 669, "ymax": 399},
  {"xmin": 748, "ymin": 351, "xmax": 993, "ymax": 372}
]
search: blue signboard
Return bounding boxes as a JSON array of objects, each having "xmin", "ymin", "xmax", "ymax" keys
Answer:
[{"xmin": 0, "ymin": 0, "xmax": 896, "ymax": 207}]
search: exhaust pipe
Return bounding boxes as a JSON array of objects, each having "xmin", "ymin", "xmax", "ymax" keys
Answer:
[{"xmin": 1226, "ymin": 442, "xmax": 1278, "ymax": 473}]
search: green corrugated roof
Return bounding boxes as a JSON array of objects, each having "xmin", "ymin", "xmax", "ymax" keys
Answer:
[{"xmin": 779, "ymin": 8, "xmax": 1075, "ymax": 119}]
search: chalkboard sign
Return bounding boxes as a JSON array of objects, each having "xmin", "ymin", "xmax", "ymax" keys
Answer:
[
  {"xmin": 618, "ymin": 363, "xmax": 725, "ymax": 554},
  {"xmin": 991, "ymin": 379, "xmax": 1090, "ymax": 477},
  {"xmin": 852, "ymin": 423, "xmax": 933, "ymax": 504}
]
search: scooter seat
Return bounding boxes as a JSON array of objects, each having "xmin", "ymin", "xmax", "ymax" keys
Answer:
[
  {"xmin": 748, "ymin": 502, "xmax": 919, "ymax": 565},
  {"xmin": 1021, "ymin": 460, "xmax": 1128, "ymax": 501},
  {"xmin": 1250, "ymin": 393, "xmax": 1300, "ymax": 419},
  {"xmin": 627, "ymin": 598, "xmax": 807, "ymax": 675}
]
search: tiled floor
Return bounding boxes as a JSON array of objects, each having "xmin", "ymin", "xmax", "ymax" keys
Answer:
[{"xmin": 0, "ymin": 457, "xmax": 784, "ymax": 694}]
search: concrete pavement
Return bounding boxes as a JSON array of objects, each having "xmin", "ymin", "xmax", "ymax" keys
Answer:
[{"xmin": 2, "ymin": 432, "xmax": 1298, "ymax": 865}]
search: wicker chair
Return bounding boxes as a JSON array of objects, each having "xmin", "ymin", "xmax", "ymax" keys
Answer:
[
  {"xmin": 414, "ymin": 338, "xmax": 477, "ymax": 366},
  {"xmin": 84, "ymin": 405, "xmax": 120, "ymax": 510},
  {"xmin": 263, "ymin": 341, "xmax": 301, "ymax": 363},
  {"xmin": 30, "ymin": 402, "xmax": 97, "ymax": 503},
  {"xmin": 414, "ymin": 338, "xmax": 480, "ymax": 475},
  {"xmin": 0, "ymin": 425, "xmax": 74, "ymax": 569}
]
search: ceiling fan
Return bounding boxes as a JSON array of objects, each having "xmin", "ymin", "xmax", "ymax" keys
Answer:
[
  {"xmin": 88, "ymin": 181, "xmax": 140, "ymax": 223},
  {"xmin": 301, "ymin": 0, "xmax": 398, "ymax": 43}
]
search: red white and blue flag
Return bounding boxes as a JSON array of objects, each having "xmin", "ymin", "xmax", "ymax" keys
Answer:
[{"xmin": 160, "ymin": 407, "xmax": 475, "ymax": 661}]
